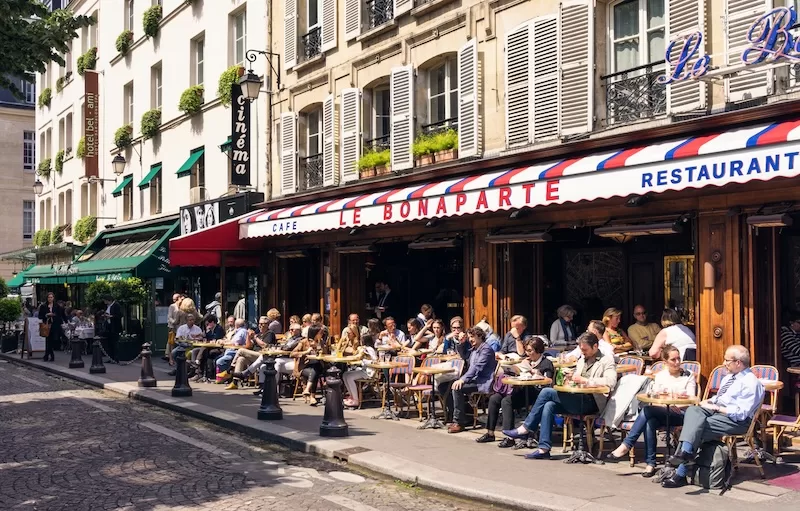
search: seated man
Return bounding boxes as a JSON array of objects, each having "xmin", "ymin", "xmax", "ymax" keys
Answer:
[
  {"xmin": 168, "ymin": 313, "xmax": 204, "ymax": 376},
  {"xmin": 447, "ymin": 326, "xmax": 498, "ymax": 434},
  {"xmin": 662, "ymin": 345, "xmax": 764, "ymax": 488},
  {"xmin": 627, "ymin": 305, "xmax": 661, "ymax": 352},
  {"xmin": 235, "ymin": 322, "xmax": 305, "ymax": 395},
  {"xmin": 376, "ymin": 317, "xmax": 409, "ymax": 350},
  {"xmin": 565, "ymin": 320, "xmax": 616, "ymax": 362},
  {"xmin": 503, "ymin": 331, "xmax": 617, "ymax": 459},
  {"xmin": 226, "ymin": 316, "xmax": 274, "ymax": 389},
  {"xmin": 216, "ymin": 318, "xmax": 251, "ymax": 379}
]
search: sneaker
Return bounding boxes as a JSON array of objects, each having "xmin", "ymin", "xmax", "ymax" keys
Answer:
[{"xmin": 225, "ymin": 381, "xmax": 239, "ymax": 390}]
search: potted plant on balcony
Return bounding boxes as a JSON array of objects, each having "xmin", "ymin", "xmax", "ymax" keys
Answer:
[
  {"xmin": 431, "ymin": 129, "xmax": 458, "ymax": 162},
  {"xmin": 114, "ymin": 124, "xmax": 133, "ymax": 149},
  {"xmin": 77, "ymin": 47, "xmax": 98, "ymax": 76},
  {"xmin": 55, "ymin": 149, "xmax": 65, "ymax": 174},
  {"xmin": 179, "ymin": 85, "xmax": 204, "ymax": 115},
  {"xmin": 413, "ymin": 134, "xmax": 435, "ymax": 167},
  {"xmin": 218, "ymin": 65, "xmax": 245, "ymax": 107},
  {"xmin": 77, "ymin": 136, "xmax": 86, "ymax": 158},
  {"xmin": 116, "ymin": 30, "xmax": 134, "ymax": 56},
  {"xmin": 142, "ymin": 5, "xmax": 163, "ymax": 38},
  {"xmin": 37, "ymin": 158, "xmax": 52, "ymax": 179},
  {"xmin": 374, "ymin": 149, "xmax": 391, "ymax": 176},
  {"xmin": 358, "ymin": 152, "xmax": 377, "ymax": 179},
  {"xmin": 74, "ymin": 215, "xmax": 97, "ymax": 243},
  {"xmin": 38, "ymin": 87, "xmax": 51, "ymax": 108},
  {"xmin": 50, "ymin": 225, "xmax": 65, "ymax": 245},
  {"xmin": 140, "ymin": 109, "xmax": 161, "ymax": 139}
]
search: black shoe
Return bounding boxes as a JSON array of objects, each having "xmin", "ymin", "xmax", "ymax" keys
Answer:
[
  {"xmin": 661, "ymin": 472, "xmax": 688, "ymax": 488},
  {"xmin": 604, "ymin": 451, "xmax": 627, "ymax": 463},
  {"xmin": 253, "ymin": 390, "xmax": 263, "ymax": 396},
  {"xmin": 667, "ymin": 450, "xmax": 693, "ymax": 468},
  {"xmin": 498, "ymin": 438, "xmax": 515, "ymax": 448},
  {"xmin": 167, "ymin": 369, "xmax": 177, "ymax": 376},
  {"xmin": 232, "ymin": 371, "xmax": 248, "ymax": 379},
  {"xmin": 475, "ymin": 433, "xmax": 495, "ymax": 443}
]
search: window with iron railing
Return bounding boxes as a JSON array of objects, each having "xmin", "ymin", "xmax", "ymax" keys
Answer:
[
  {"xmin": 363, "ymin": 134, "xmax": 390, "ymax": 154},
  {"xmin": 601, "ymin": 60, "xmax": 666, "ymax": 125},
  {"xmin": 366, "ymin": 0, "xmax": 393, "ymax": 29},
  {"xmin": 299, "ymin": 154, "xmax": 324, "ymax": 191},
  {"xmin": 301, "ymin": 27, "xmax": 322, "ymax": 61},
  {"xmin": 421, "ymin": 118, "xmax": 458, "ymax": 136}
]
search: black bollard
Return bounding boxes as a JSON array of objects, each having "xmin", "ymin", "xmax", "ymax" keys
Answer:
[
  {"xmin": 320, "ymin": 364, "xmax": 349, "ymax": 437},
  {"xmin": 257, "ymin": 354, "xmax": 283, "ymax": 420},
  {"xmin": 171, "ymin": 343, "xmax": 192, "ymax": 397},
  {"xmin": 69, "ymin": 339, "xmax": 85, "ymax": 369},
  {"xmin": 138, "ymin": 342, "xmax": 157, "ymax": 388},
  {"xmin": 89, "ymin": 339, "xmax": 106, "ymax": 374}
]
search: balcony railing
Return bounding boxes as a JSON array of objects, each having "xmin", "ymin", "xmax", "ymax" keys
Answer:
[
  {"xmin": 366, "ymin": 0, "xmax": 393, "ymax": 29},
  {"xmin": 301, "ymin": 27, "xmax": 322, "ymax": 62},
  {"xmin": 421, "ymin": 117, "xmax": 458, "ymax": 135},
  {"xmin": 602, "ymin": 61, "xmax": 666, "ymax": 125},
  {"xmin": 299, "ymin": 153, "xmax": 324, "ymax": 191},
  {"xmin": 363, "ymin": 134, "xmax": 390, "ymax": 153}
]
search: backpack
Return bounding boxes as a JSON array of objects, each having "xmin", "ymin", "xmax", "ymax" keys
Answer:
[{"xmin": 690, "ymin": 441, "xmax": 732, "ymax": 492}]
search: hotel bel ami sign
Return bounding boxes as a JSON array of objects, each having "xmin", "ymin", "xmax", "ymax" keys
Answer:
[
  {"xmin": 661, "ymin": 6, "xmax": 800, "ymax": 85},
  {"xmin": 240, "ymin": 118, "xmax": 800, "ymax": 238}
]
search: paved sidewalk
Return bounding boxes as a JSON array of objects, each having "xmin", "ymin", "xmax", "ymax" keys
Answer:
[{"xmin": 5, "ymin": 351, "xmax": 800, "ymax": 511}]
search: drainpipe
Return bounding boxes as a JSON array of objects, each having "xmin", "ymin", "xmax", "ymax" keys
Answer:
[{"xmin": 265, "ymin": 0, "xmax": 274, "ymax": 200}]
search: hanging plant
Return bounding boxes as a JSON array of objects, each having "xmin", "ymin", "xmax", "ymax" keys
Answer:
[
  {"xmin": 55, "ymin": 150, "xmax": 65, "ymax": 174},
  {"xmin": 77, "ymin": 47, "xmax": 98, "ymax": 76},
  {"xmin": 38, "ymin": 87, "xmax": 52, "ymax": 108},
  {"xmin": 56, "ymin": 76, "xmax": 66, "ymax": 93},
  {"xmin": 116, "ymin": 30, "xmax": 134, "ymax": 56},
  {"xmin": 142, "ymin": 5, "xmax": 163, "ymax": 38},
  {"xmin": 77, "ymin": 136, "xmax": 86, "ymax": 158},
  {"xmin": 37, "ymin": 158, "xmax": 52, "ymax": 179},
  {"xmin": 178, "ymin": 85, "xmax": 204, "ymax": 115},
  {"xmin": 141, "ymin": 109, "xmax": 161, "ymax": 139},
  {"xmin": 74, "ymin": 216, "xmax": 97, "ymax": 243},
  {"xmin": 114, "ymin": 124, "xmax": 133, "ymax": 149},
  {"xmin": 50, "ymin": 226, "xmax": 64, "ymax": 245},
  {"xmin": 34, "ymin": 229, "xmax": 51, "ymax": 248},
  {"xmin": 218, "ymin": 65, "xmax": 245, "ymax": 107}
]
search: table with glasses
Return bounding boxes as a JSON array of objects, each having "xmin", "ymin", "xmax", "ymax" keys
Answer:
[
  {"xmin": 553, "ymin": 385, "xmax": 610, "ymax": 464},
  {"xmin": 367, "ymin": 361, "xmax": 408, "ymax": 420},
  {"xmin": 412, "ymin": 366, "xmax": 455, "ymax": 429}
]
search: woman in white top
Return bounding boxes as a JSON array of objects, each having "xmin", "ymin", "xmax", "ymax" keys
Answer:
[
  {"xmin": 648, "ymin": 308, "xmax": 697, "ymax": 361},
  {"xmin": 343, "ymin": 335, "xmax": 379, "ymax": 408},
  {"xmin": 605, "ymin": 345, "xmax": 697, "ymax": 476},
  {"xmin": 548, "ymin": 305, "xmax": 577, "ymax": 345}
]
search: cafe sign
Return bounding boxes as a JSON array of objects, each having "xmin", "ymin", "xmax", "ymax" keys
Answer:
[{"xmin": 661, "ymin": 6, "xmax": 800, "ymax": 85}]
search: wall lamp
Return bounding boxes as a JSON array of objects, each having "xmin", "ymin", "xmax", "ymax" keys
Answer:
[{"xmin": 239, "ymin": 49, "xmax": 282, "ymax": 100}]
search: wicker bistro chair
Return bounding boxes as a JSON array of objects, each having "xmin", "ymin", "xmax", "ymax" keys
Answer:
[
  {"xmin": 618, "ymin": 356, "xmax": 645, "ymax": 376},
  {"xmin": 428, "ymin": 358, "xmax": 465, "ymax": 417},
  {"xmin": 725, "ymin": 393, "xmax": 768, "ymax": 479},
  {"xmin": 768, "ymin": 412, "xmax": 800, "ymax": 453},
  {"xmin": 355, "ymin": 363, "xmax": 383, "ymax": 410},
  {"xmin": 407, "ymin": 357, "xmax": 441, "ymax": 419},
  {"xmin": 389, "ymin": 356, "xmax": 415, "ymax": 417},
  {"xmin": 702, "ymin": 365, "xmax": 729, "ymax": 400}
]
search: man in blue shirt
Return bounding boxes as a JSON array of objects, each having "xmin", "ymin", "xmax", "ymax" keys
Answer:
[
  {"xmin": 662, "ymin": 345, "xmax": 764, "ymax": 488},
  {"xmin": 216, "ymin": 319, "xmax": 250, "ymax": 378}
]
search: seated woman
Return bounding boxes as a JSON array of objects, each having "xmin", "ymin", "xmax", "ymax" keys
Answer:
[
  {"xmin": 648, "ymin": 308, "xmax": 697, "ymax": 361},
  {"xmin": 549, "ymin": 305, "xmax": 577, "ymax": 345},
  {"xmin": 603, "ymin": 308, "xmax": 635, "ymax": 353},
  {"xmin": 478, "ymin": 336, "xmax": 555, "ymax": 446},
  {"xmin": 407, "ymin": 317, "xmax": 434, "ymax": 350},
  {"xmin": 604, "ymin": 345, "xmax": 697, "ymax": 476},
  {"xmin": 428, "ymin": 320, "xmax": 449, "ymax": 354},
  {"xmin": 291, "ymin": 325, "xmax": 326, "ymax": 405},
  {"xmin": 343, "ymin": 335, "xmax": 379, "ymax": 408},
  {"xmin": 334, "ymin": 325, "xmax": 361, "ymax": 355}
]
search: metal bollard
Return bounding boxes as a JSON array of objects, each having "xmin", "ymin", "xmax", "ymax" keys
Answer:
[
  {"xmin": 171, "ymin": 343, "xmax": 192, "ymax": 397},
  {"xmin": 69, "ymin": 339, "xmax": 85, "ymax": 369},
  {"xmin": 319, "ymin": 365, "xmax": 348, "ymax": 437},
  {"xmin": 138, "ymin": 342, "xmax": 157, "ymax": 388},
  {"xmin": 89, "ymin": 339, "xmax": 106, "ymax": 374},
  {"xmin": 257, "ymin": 354, "xmax": 283, "ymax": 420}
]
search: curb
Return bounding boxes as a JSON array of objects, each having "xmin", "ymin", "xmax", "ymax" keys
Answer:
[{"xmin": 2, "ymin": 353, "xmax": 602, "ymax": 511}]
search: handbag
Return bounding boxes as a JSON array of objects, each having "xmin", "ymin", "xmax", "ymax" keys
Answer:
[
  {"xmin": 39, "ymin": 319, "xmax": 52, "ymax": 338},
  {"xmin": 492, "ymin": 372, "xmax": 514, "ymax": 396}
]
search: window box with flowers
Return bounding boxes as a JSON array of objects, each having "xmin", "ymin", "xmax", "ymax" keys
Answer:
[
  {"xmin": 218, "ymin": 65, "xmax": 245, "ymax": 107},
  {"xmin": 412, "ymin": 134, "xmax": 436, "ymax": 167},
  {"xmin": 74, "ymin": 215, "xmax": 97, "ymax": 243},
  {"xmin": 116, "ymin": 30, "xmax": 134, "ymax": 56},
  {"xmin": 77, "ymin": 47, "xmax": 98, "ymax": 76},
  {"xmin": 114, "ymin": 124, "xmax": 133, "ymax": 149},
  {"xmin": 357, "ymin": 149, "xmax": 391, "ymax": 179},
  {"xmin": 140, "ymin": 109, "xmax": 161, "ymax": 139},
  {"xmin": 430, "ymin": 129, "xmax": 458, "ymax": 162},
  {"xmin": 56, "ymin": 72, "xmax": 72, "ymax": 93},
  {"xmin": 179, "ymin": 85, "xmax": 204, "ymax": 115},
  {"xmin": 33, "ymin": 229, "xmax": 51, "ymax": 248},
  {"xmin": 77, "ymin": 136, "xmax": 86, "ymax": 158},
  {"xmin": 37, "ymin": 158, "xmax": 52, "ymax": 179},
  {"xmin": 143, "ymin": 5, "xmax": 163, "ymax": 38},
  {"xmin": 55, "ymin": 150, "xmax": 65, "ymax": 174},
  {"xmin": 38, "ymin": 87, "xmax": 51, "ymax": 108}
]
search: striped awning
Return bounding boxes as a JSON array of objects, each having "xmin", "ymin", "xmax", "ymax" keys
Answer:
[{"xmin": 240, "ymin": 118, "xmax": 800, "ymax": 239}]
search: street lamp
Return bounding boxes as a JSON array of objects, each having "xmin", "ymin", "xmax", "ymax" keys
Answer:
[
  {"xmin": 238, "ymin": 49, "xmax": 282, "ymax": 102},
  {"xmin": 239, "ymin": 70, "xmax": 263, "ymax": 101},
  {"xmin": 111, "ymin": 154, "xmax": 127, "ymax": 176},
  {"xmin": 33, "ymin": 179, "xmax": 44, "ymax": 195}
]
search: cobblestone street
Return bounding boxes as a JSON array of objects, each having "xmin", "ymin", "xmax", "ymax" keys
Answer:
[{"xmin": 0, "ymin": 361, "xmax": 494, "ymax": 511}]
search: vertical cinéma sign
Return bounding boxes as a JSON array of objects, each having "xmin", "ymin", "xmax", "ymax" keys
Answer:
[
  {"xmin": 230, "ymin": 83, "xmax": 251, "ymax": 186},
  {"xmin": 84, "ymin": 71, "xmax": 99, "ymax": 178}
]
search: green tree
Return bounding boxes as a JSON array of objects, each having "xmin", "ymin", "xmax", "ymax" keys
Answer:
[
  {"xmin": 0, "ymin": 277, "xmax": 8, "ymax": 298},
  {"xmin": 0, "ymin": 1, "xmax": 94, "ymax": 97}
]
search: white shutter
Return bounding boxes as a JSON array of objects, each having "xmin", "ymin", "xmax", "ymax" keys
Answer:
[
  {"xmin": 321, "ymin": 0, "xmax": 337, "ymax": 52},
  {"xmin": 344, "ymin": 0, "xmax": 362, "ymax": 41},
  {"xmin": 725, "ymin": 0, "xmax": 773, "ymax": 102},
  {"xmin": 532, "ymin": 17, "xmax": 559, "ymax": 141},
  {"xmin": 394, "ymin": 0, "xmax": 413, "ymax": 17},
  {"xmin": 322, "ymin": 95, "xmax": 338, "ymax": 186},
  {"xmin": 666, "ymin": 0, "xmax": 707, "ymax": 113},
  {"xmin": 340, "ymin": 88, "xmax": 361, "ymax": 183},
  {"xmin": 559, "ymin": 0, "xmax": 594, "ymax": 136},
  {"xmin": 280, "ymin": 112, "xmax": 298, "ymax": 195},
  {"xmin": 390, "ymin": 65, "xmax": 414, "ymax": 172},
  {"xmin": 458, "ymin": 39, "xmax": 481, "ymax": 158},
  {"xmin": 505, "ymin": 22, "xmax": 532, "ymax": 148},
  {"xmin": 285, "ymin": 0, "xmax": 297, "ymax": 70}
]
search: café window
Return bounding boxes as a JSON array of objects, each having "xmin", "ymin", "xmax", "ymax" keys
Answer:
[{"xmin": 609, "ymin": 0, "xmax": 665, "ymax": 73}]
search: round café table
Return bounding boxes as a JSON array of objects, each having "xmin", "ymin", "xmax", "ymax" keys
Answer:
[
  {"xmin": 554, "ymin": 385, "xmax": 610, "ymax": 464},
  {"xmin": 636, "ymin": 393, "xmax": 699, "ymax": 456},
  {"xmin": 787, "ymin": 367, "xmax": 800, "ymax": 375},
  {"xmin": 503, "ymin": 376, "xmax": 553, "ymax": 417},
  {"xmin": 367, "ymin": 361, "xmax": 408, "ymax": 420},
  {"xmin": 412, "ymin": 366, "xmax": 455, "ymax": 429}
]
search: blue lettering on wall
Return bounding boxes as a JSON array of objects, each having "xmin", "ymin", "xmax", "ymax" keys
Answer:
[{"xmin": 659, "ymin": 32, "xmax": 711, "ymax": 84}]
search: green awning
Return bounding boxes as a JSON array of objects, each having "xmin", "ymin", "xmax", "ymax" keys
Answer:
[
  {"xmin": 138, "ymin": 164, "xmax": 162, "ymax": 189},
  {"xmin": 220, "ymin": 137, "xmax": 232, "ymax": 152},
  {"xmin": 6, "ymin": 266, "xmax": 32, "ymax": 288},
  {"xmin": 176, "ymin": 148, "xmax": 205, "ymax": 177},
  {"xmin": 111, "ymin": 175, "xmax": 133, "ymax": 197},
  {"xmin": 24, "ymin": 221, "xmax": 180, "ymax": 285}
]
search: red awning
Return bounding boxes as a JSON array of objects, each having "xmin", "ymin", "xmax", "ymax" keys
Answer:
[{"xmin": 169, "ymin": 212, "xmax": 264, "ymax": 267}]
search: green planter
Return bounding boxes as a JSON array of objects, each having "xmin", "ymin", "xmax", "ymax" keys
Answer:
[
  {"xmin": 115, "ymin": 337, "xmax": 143, "ymax": 362},
  {"xmin": 1, "ymin": 333, "xmax": 18, "ymax": 353}
]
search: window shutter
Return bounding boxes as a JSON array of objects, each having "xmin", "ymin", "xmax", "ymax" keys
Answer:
[
  {"xmin": 394, "ymin": 0, "xmax": 413, "ymax": 17},
  {"xmin": 344, "ymin": 0, "xmax": 362, "ymax": 41},
  {"xmin": 559, "ymin": 0, "xmax": 594, "ymax": 136},
  {"xmin": 458, "ymin": 39, "xmax": 481, "ymax": 158},
  {"xmin": 390, "ymin": 65, "xmax": 414, "ymax": 172},
  {"xmin": 322, "ymin": 95, "xmax": 338, "ymax": 186},
  {"xmin": 280, "ymin": 112, "xmax": 298, "ymax": 195},
  {"xmin": 340, "ymin": 88, "xmax": 361, "ymax": 183},
  {"xmin": 285, "ymin": 0, "xmax": 297, "ymax": 70},
  {"xmin": 666, "ymin": 0, "xmax": 707, "ymax": 113},
  {"xmin": 321, "ymin": 0, "xmax": 337, "ymax": 52},
  {"xmin": 532, "ymin": 17, "xmax": 559, "ymax": 141},
  {"xmin": 505, "ymin": 22, "xmax": 532, "ymax": 148},
  {"xmin": 725, "ymin": 0, "xmax": 772, "ymax": 102}
]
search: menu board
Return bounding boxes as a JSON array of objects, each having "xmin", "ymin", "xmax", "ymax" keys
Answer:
[{"xmin": 25, "ymin": 318, "xmax": 46, "ymax": 353}]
